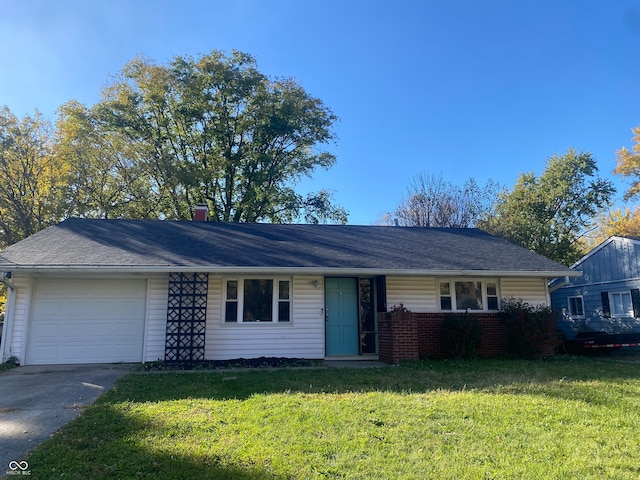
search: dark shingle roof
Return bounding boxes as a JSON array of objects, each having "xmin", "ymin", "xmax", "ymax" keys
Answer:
[{"xmin": 0, "ymin": 218, "xmax": 576, "ymax": 276}]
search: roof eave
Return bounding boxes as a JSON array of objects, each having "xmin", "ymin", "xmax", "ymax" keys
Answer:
[{"xmin": 0, "ymin": 265, "xmax": 581, "ymax": 278}]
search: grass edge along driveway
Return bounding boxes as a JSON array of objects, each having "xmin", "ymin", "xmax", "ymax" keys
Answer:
[{"xmin": 21, "ymin": 357, "xmax": 640, "ymax": 479}]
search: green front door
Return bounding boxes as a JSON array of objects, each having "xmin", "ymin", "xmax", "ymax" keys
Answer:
[{"xmin": 325, "ymin": 277, "xmax": 359, "ymax": 355}]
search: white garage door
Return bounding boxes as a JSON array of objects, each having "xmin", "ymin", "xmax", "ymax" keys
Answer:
[{"xmin": 26, "ymin": 278, "xmax": 147, "ymax": 365}]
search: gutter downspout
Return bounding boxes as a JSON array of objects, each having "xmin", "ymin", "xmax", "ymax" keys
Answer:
[
  {"xmin": 0, "ymin": 276, "xmax": 15, "ymax": 292},
  {"xmin": 548, "ymin": 276, "xmax": 570, "ymax": 294},
  {"xmin": 0, "ymin": 273, "xmax": 16, "ymax": 363}
]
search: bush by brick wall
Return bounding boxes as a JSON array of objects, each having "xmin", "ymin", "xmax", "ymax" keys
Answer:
[
  {"xmin": 414, "ymin": 313, "xmax": 510, "ymax": 358},
  {"xmin": 379, "ymin": 311, "xmax": 540, "ymax": 363}
]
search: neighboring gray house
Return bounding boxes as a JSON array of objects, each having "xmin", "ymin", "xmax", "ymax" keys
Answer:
[
  {"xmin": 550, "ymin": 236, "xmax": 640, "ymax": 339},
  {"xmin": 0, "ymin": 218, "xmax": 576, "ymax": 365}
]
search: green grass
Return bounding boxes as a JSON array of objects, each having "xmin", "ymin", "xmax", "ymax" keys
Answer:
[
  {"xmin": 0, "ymin": 363, "xmax": 13, "ymax": 373},
  {"xmin": 24, "ymin": 357, "xmax": 640, "ymax": 479},
  {"xmin": 0, "ymin": 359, "xmax": 17, "ymax": 373}
]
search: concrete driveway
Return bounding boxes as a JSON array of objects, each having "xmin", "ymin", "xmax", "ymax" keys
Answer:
[{"xmin": 0, "ymin": 364, "xmax": 133, "ymax": 475}]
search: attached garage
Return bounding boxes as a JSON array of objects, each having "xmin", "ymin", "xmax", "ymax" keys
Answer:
[{"xmin": 25, "ymin": 278, "xmax": 147, "ymax": 365}]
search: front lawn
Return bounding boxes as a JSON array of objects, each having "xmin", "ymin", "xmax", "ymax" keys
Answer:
[{"xmin": 24, "ymin": 357, "xmax": 640, "ymax": 479}]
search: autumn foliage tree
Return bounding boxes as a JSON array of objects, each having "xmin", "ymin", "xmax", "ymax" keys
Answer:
[
  {"xmin": 582, "ymin": 127, "xmax": 640, "ymax": 246},
  {"xmin": 588, "ymin": 127, "xmax": 640, "ymax": 241},
  {"xmin": 0, "ymin": 108, "xmax": 68, "ymax": 247},
  {"xmin": 614, "ymin": 126, "xmax": 640, "ymax": 201},
  {"xmin": 592, "ymin": 207, "xmax": 640, "ymax": 242}
]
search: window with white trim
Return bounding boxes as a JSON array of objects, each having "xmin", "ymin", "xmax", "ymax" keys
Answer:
[
  {"xmin": 567, "ymin": 296, "xmax": 584, "ymax": 317},
  {"xmin": 224, "ymin": 278, "xmax": 291, "ymax": 323},
  {"xmin": 438, "ymin": 280, "xmax": 499, "ymax": 311},
  {"xmin": 610, "ymin": 291, "xmax": 633, "ymax": 317}
]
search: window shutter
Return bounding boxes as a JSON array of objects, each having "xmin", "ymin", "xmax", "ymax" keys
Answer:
[
  {"xmin": 632, "ymin": 289, "xmax": 640, "ymax": 318},
  {"xmin": 601, "ymin": 291, "xmax": 610, "ymax": 318}
]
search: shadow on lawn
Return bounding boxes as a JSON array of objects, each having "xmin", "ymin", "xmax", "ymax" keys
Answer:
[
  {"xmin": 23, "ymin": 357, "xmax": 640, "ymax": 479},
  {"xmin": 25, "ymin": 404, "xmax": 288, "ymax": 480},
  {"xmin": 109, "ymin": 357, "xmax": 640, "ymax": 405}
]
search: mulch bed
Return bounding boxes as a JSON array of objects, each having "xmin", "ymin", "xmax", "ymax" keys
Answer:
[{"xmin": 142, "ymin": 357, "xmax": 324, "ymax": 371}]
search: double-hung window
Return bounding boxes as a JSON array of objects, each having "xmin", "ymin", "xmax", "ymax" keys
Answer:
[
  {"xmin": 568, "ymin": 296, "xmax": 585, "ymax": 318},
  {"xmin": 224, "ymin": 278, "xmax": 291, "ymax": 323},
  {"xmin": 610, "ymin": 291, "xmax": 633, "ymax": 317},
  {"xmin": 438, "ymin": 280, "xmax": 499, "ymax": 311}
]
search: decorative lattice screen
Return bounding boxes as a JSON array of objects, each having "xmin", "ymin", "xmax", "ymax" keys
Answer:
[{"xmin": 164, "ymin": 272, "xmax": 208, "ymax": 362}]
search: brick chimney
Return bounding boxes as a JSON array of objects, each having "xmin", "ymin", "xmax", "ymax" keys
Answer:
[{"xmin": 194, "ymin": 204, "xmax": 209, "ymax": 222}]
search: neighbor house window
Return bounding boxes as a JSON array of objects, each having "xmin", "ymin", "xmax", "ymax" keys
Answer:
[
  {"xmin": 224, "ymin": 278, "xmax": 291, "ymax": 323},
  {"xmin": 438, "ymin": 280, "xmax": 499, "ymax": 311},
  {"xmin": 610, "ymin": 292, "xmax": 633, "ymax": 317},
  {"xmin": 568, "ymin": 296, "xmax": 584, "ymax": 317}
]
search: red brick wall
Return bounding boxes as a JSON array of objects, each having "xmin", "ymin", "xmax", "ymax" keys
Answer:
[
  {"xmin": 378, "ymin": 311, "xmax": 545, "ymax": 363},
  {"xmin": 471, "ymin": 314, "xmax": 510, "ymax": 357},
  {"xmin": 415, "ymin": 313, "xmax": 444, "ymax": 358},
  {"xmin": 378, "ymin": 312, "xmax": 420, "ymax": 364}
]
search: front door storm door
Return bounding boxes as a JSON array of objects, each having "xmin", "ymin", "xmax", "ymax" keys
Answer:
[
  {"xmin": 165, "ymin": 272, "xmax": 208, "ymax": 362},
  {"xmin": 325, "ymin": 277, "xmax": 359, "ymax": 355}
]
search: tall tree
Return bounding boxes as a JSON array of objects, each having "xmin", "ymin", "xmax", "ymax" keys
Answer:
[
  {"xmin": 88, "ymin": 50, "xmax": 346, "ymax": 223},
  {"xmin": 381, "ymin": 172, "xmax": 500, "ymax": 227},
  {"xmin": 582, "ymin": 126, "xmax": 640, "ymax": 247},
  {"xmin": 477, "ymin": 149, "xmax": 615, "ymax": 265},
  {"xmin": 56, "ymin": 101, "xmax": 160, "ymax": 219},
  {"xmin": 0, "ymin": 107, "xmax": 67, "ymax": 247},
  {"xmin": 590, "ymin": 207, "xmax": 640, "ymax": 245},
  {"xmin": 614, "ymin": 126, "xmax": 640, "ymax": 200}
]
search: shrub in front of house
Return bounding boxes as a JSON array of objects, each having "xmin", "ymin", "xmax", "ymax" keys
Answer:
[
  {"xmin": 441, "ymin": 313, "xmax": 483, "ymax": 359},
  {"xmin": 499, "ymin": 298, "xmax": 556, "ymax": 358}
]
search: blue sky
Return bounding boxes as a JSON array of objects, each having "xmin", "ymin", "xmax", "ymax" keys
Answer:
[{"xmin": 2, "ymin": 0, "xmax": 640, "ymax": 224}]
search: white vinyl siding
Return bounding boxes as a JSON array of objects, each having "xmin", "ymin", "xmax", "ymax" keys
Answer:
[
  {"xmin": 387, "ymin": 276, "xmax": 550, "ymax": 313},
  {"xmin": 3, "ymin": 274, "xmax": 29, "ymax": 363},
  {"xmin": 386, "ymin": 276, "xmax": 437, "ymax": 312},
  {"xmin": 500, "ymin": 277, "xmax": 549, "ymax": 306},
  {"xmin": 143, "ymin": 274, "xmax": 169, "ymax": 362},
  {"xmin": 205, "ymin": 275, "xmax": 325, "ymax": 360}
]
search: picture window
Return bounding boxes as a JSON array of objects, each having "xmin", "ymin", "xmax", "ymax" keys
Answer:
[
  {"xmin": 438, "ymin": 280, "xmax": 499, "ymax": 311},
  {"xmin": 225, "ymin": 278, "xmax": 292, "ymax": 323}
]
